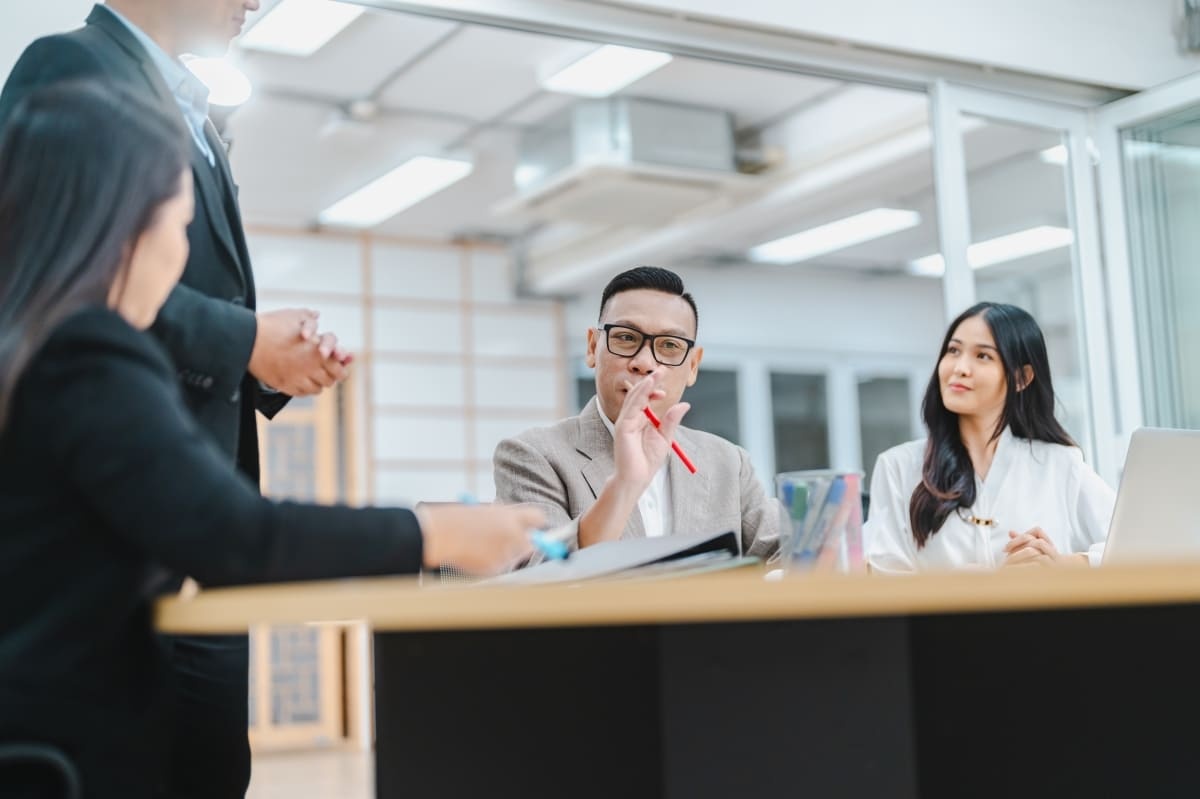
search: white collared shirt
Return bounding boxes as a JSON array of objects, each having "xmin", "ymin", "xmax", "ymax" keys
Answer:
[
  {"xmin": 598, "ymin": 407, "xmax": 674, "ymax": 538},
  {"xmin": 103, "ymin": 5, "xmax": 216, "ymax": 166},
  {"xmin": 864, "ymin": 427, "xmax": 1115, "ymax": 572}
]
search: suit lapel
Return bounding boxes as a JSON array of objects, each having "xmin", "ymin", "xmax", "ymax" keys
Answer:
[
  {"xmin": 667, "ymin": 426, "xmax": 711, "ymax": 537},
  {"xmin": 199, "ymin": 120, "xmax": 250, "ymax": 289},
  {"xmin": 576, "ymin": 398, "xmax": 645, "ymax": 539}
]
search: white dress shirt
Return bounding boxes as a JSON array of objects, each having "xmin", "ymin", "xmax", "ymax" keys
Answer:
[
  {"xmin": 865, "ymin": 427, "xmax": 1115, "ymax": 572},
  {"xmin": 599, "ymin": 410, "xmax": 673, "ymax": 538}
]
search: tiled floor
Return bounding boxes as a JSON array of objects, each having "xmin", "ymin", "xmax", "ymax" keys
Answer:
[{"xmin": 247, "ymin": 749, "xmax": 373, "ymax": 799}]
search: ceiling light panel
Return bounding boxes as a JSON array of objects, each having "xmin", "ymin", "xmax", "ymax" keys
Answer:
[
  {"xmin": 319, "ymin": 156, "xmax": 474, "ymax": 228},
  {"xmin": 541, "ymin": 45, "xmax": 673, "ymax": 97},
  {"xmin": 910, "ymin": 225, "xmax": 1074, "ymax": 276},
  {"xmin": 240, "ymin": 0, "xmax": 365, "ymax": 57},
  {"xmin": 749, "ymin": 208, "xmax": 922, "ymax": 265}
]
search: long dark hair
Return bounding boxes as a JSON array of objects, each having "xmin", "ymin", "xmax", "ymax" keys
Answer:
[
  {"xmin": 909, "ymin": 302, "xmax": 1075, "ymax": 546},
  {"xmin": 0, "ymin": 80, "xmax": 190, "ymax": 431}
]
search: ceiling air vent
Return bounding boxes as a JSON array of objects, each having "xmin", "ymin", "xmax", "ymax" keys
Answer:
[{"xmin": 494, "ymin": 96, "xmax": 754, "ymax": 226}]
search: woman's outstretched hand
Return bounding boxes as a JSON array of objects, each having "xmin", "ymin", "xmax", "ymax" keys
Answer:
[{"xmin": 417, "ymin": 503, "xmax": 546, "ymax": 574}]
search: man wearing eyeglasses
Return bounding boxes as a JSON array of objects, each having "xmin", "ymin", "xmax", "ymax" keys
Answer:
[{"xmin": 494, "ymin": 266, "xmax": 779, "ymax": 563}]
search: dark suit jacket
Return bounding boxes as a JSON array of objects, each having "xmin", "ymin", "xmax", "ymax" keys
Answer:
[
  {"xmin": 0, "ymin": 4, "xmax": 285, "ymax": 487},
  {"xmin": 0, "ymin": 307, "xmax": 423, "ymax": 798}
]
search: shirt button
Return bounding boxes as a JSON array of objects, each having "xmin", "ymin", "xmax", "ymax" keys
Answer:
[{"xmin": 230, "ymin": 389, "xmax": 241, "ymax": 403}]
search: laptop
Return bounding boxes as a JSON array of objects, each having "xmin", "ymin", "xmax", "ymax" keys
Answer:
[{"xmin": 1102, "ymin": 427, "xmax": 1200, "ymax": 564}]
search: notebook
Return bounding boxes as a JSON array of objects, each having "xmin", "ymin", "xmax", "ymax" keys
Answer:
[{"xmin": 485, "ymin": 530, "xmax": 746, "ymax": 585}]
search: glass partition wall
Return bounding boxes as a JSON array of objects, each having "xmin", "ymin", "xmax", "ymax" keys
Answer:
[
  {"xmin": 1095, "ymin": 71, "xmax": 1200, "ymax": 449},
  {"xmin": 1117, "ymin": 108, "xmax": 1200, "ymax": 430}
]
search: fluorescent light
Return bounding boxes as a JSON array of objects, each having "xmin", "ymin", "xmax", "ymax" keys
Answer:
[
  {"xmin": 748, "ymin": 208, "xmax": 922, "ymax": 265},
  {"xmin": 319, "ymin": 156, "xmax": 473, "ymax": 228},
  {"xmin": 239, "ymin": 0, "xmax": 365, "ymax": 57},
  {"xmin": 910, "ymin": 225, "xmax": 1074, "ymax": 276},
  {"xmin": 541, "ymin": 45, "xmax": 672, "ymax": 97},
  {"xmin": 514, "ymin": 164, "xmax": 546, "ymax": 189},
  {"xmin": 183, "ymin": 57, "xmax": 251, "ymax": 106},
  {"xmin": 970, "ymin": 225, "xmax": 1074, "ymax": 266},
  {"xmin": 909, "ymin": 254, "xmax": 949, "ymax": 277},
  {"xmin": 1040, "ymin": 144, "xmax": 1068, "ymax": 165}
]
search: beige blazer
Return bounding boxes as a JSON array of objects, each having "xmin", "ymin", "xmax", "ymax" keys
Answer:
[{"xmin": 494, "ymin": 397, "xmax": 780, "ymax": 563}]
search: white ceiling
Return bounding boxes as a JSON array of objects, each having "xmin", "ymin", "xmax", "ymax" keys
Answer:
[{"xmin": 223, "ymin": 2, "xmax": 1076, "ymax": 293}]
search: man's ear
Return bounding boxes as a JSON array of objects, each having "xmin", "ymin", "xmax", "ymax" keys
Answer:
[
  {"xmin": 685, "ymin": 346, "xmax": 704, "ymax": 388},
  {"xmin": 585, "ymin": 327, "xmax": 598, "ymax": 369},
  {"xmin": 1016, "ymin": 364, "xmax": 1035, "ymax": 392}
]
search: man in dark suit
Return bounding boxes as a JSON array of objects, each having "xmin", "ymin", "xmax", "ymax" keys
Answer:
[{"xmin": 0, "ymin": 2, "xmax": 352, "ymax": 796}]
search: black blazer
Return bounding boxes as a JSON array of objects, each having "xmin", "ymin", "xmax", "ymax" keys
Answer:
[
  {"xmin": 0, "ymin": 4, "xmax": 286, "ymax": 486},
  {"xmin": 0, "ymin": 308, "xmax": 423, "ymax": 798}
]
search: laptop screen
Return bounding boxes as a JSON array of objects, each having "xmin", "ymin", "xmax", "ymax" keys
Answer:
[{"xmin": 1102, "ymin": 428, "xmax": 1200, "ymax": 565}]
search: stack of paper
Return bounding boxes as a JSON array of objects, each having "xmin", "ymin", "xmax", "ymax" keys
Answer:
[{"xmin": 486, "ymin": 531, "xmax": 752, "ymax": 585}]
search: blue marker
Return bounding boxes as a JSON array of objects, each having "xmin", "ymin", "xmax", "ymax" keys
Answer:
[
  {"xmin": 795, "ymin": 477, "xmax": 846, "ymax": 562},
  {"xmin": 530, "ymin": 530, "xmax": 570, "ymax": 561}
]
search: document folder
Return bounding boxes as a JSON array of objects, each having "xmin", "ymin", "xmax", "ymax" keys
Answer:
[{"xmin": 487, "ymin": 530, "xmax": 744, "ymax": 585}]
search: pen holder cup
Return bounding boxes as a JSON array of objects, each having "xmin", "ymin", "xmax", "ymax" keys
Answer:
[{"xmin": 775, "ymin": 470, "xmax": 865, "ymax": 573}]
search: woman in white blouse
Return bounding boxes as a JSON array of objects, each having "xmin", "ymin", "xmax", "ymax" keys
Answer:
[{"xmin": 865, "ymin": 302, "xmax": 1115, "ymax": 573}]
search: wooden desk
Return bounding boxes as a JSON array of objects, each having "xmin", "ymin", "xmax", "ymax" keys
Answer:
[{"xmin": 158, "ymin": 565, "xmax": 1200, "ymax": 799}]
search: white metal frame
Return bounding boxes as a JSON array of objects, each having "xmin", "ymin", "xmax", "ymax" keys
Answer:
[
  {"xmin": 929, "ymin": 83, "xmax": 1119, "ymax": 482},
  {"xmin": 1093, "ymin": 70, "xmax": 1200, "ymax": 453}
]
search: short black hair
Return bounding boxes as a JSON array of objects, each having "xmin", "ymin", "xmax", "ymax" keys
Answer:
[{"xmin": 598, "ymin": 266, "xmax": 698, "ymax": 333}]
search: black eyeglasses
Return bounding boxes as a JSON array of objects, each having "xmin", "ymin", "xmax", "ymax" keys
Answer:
[{"xmin": 599, "ymin": 323, "xmax": 696, "ymax": 367}]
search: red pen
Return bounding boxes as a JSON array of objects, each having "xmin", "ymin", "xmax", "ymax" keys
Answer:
[{"xmin": 642, "ymin": 406, "xmax": 697, "ymax": 474}]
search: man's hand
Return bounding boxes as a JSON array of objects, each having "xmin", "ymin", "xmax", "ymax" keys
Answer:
[
  {"xmin": 248, "ymin": 308, "xmax": 352, "ymax": 396},
  {"xmin": 611, "ymin": 376, "xmax": 690, "ymax": 489},
  {"xmin": 578, "ymin": 376, "xmax": 689, "ymax": 548}
]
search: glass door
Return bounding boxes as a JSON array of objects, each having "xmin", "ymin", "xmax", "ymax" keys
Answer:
[
  {"xmin": 929, "ymin": 82, "xmax": 1117, "ymax": 481},
  {"xmin": 1096, "ymin": 72, "xmax": 1200, "ymax": 443}
]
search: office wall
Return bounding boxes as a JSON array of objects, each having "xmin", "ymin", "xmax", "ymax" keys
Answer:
[
  {"xmin": 564, "ymin": 267, "xmax": 944, "ymax": 360},
  {"xmin": 249, "ymin": 229, "xmax": 567, "ymax": 505},
  {"xmin": 0, "ymin": 1, "xmax": 92, "ymax": 80},
  {"xmin": 605, "ymin": 0, "xmax": 1199, "ymax": 90}
]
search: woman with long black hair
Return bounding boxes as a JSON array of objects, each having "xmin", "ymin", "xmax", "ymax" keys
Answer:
[
  {"xmin": 0, "ymin": 81, "xmax": 540, "ymax": 798},
  {"xmin": 865, "ymin": 302, "xmax": 1114, "ymax": 573}
]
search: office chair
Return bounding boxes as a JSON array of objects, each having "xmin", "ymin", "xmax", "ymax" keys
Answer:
[{"xmin": 0, "ymin": 742, "xmax": 82, "ymax": 799}]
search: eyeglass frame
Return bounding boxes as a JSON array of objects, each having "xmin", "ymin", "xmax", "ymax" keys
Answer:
[{"xmin": 596, "ymin": 323, "xmax": 697, "ymax": 367}]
